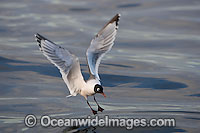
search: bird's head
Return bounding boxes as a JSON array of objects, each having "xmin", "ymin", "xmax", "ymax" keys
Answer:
[{"xmin": 94, "ymin": 84, "xmax": 106, "ymax": 97}]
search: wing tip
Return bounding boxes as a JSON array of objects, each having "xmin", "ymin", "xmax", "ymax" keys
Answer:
[
  {"xmin": 34, "ymin": 33, "xmax": 42, "ymax": 48},
  {"xmin": 35, "ymin": 33, "xmax": 46, "ymax": 41},
  {"xmin": 34, "ymin": 33, "xmax": 39, "ymax": 37},
  {"xmin": 115, "ymin": 14, "xmax": 121, "ymax": 27},
  {"xmin": 96, "ymin": 13, "xmax": 121, "ymax": 37},
  {"xmin": 110, "ymin": 13, "xmax": 121, "ymax": 27},
  {"xmin": 34, "ymin": 33, "xmax": 50, "ymax": 49}
]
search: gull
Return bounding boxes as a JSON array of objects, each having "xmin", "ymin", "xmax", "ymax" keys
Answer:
[{"xmin": 35, "ymin": 14, "xmax": 120, "ymax": 115}]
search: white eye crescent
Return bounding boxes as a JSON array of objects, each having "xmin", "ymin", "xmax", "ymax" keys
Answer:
[{"xmin": 97, "ymin": 88, "xmax": 100, "ymax": 91}]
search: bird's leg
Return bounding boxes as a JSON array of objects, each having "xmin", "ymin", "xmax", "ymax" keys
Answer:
[
  {"xmin": 87, "ymin": 100, "xmax": 97, "ymax": 115},
  {"xmin": 94, "ymin": 96, "xmax": 104, "ymax": 112}
]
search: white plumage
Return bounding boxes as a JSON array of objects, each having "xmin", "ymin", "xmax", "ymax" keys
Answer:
[{"xmin": 35, "ymin": 14, "xmax": 120, "ymax": 114}]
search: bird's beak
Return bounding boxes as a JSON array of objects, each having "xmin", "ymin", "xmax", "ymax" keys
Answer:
[{"xmin": 101, "ymin": 92, "xmax": 106, "ymax": 97}]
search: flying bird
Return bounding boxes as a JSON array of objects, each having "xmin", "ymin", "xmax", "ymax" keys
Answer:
[{"xmin": 35, "ymin": 14, "xmax": 120, "ymax": 115}]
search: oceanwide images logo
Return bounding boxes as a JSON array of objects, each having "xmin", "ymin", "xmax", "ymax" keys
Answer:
[{"xmin": 24, "ymin": 114, "xmax": 176, "ymax": 129}]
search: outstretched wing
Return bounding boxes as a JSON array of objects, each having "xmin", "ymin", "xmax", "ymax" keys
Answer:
[
  {"xmin": 35, "ymin": 33, "xmax": 85, "ymax": 96},
  {"xmin": 86, "ymin": 14, "xmax": 120, "ymax": 80}
]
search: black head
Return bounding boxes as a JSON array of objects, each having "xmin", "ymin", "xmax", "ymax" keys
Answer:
[
  {"xmin": 94, "ymin": 84, "xmax": 106, "ymax": 97},
  {"xmin": 94, "ymin": 84, "xmax": 103, "ymax": 93}
]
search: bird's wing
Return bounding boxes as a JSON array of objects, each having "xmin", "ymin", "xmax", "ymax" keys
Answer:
[
  {"xmin": 86, "ymin": 14, "xmax": 120, "ymax": 80},
  {"xmin": 35, "ymin": 33, "xmax": 85, "ymax": 96}
]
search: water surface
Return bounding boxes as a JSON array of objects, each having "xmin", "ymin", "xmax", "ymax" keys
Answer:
[{"xmin": 0, "ymin": 0, "xmax": 200, "ymax": 132}]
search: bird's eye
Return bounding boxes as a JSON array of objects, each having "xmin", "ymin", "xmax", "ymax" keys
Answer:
[{"xmin": 97, "ymin": 88, "xmax": 100, "ymax": 91}]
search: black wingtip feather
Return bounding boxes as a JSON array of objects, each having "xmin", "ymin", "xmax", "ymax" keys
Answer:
[
  {"xmin": 35, "ymin": 33, "xmax": 46, "ymax": 49},
  {"xmin": 96, "ymin": 14, "xmax": 121, "ymax": 37},
  {"xmin": 35, "ymin": 33, "xmax": 57, "ymax": 46},
  {"xmin": 115, "ymin": 14, "xmax": 120, "ymax": 26},
  {"xmin": 35, "ymin": 33, "xmax": 49, "ymax": 49},
  {"xmin": 35, "ymin": 33, "xmax": 46, "ymax": 41},
  {"xmin": 109, "ymin": 14, "xmax": 120, "ymax": 27}
]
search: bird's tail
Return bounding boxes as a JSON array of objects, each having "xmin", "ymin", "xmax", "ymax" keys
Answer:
[{"xmin": 66, "ymin": 95, "xmax": 73, "ymax": 98}]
